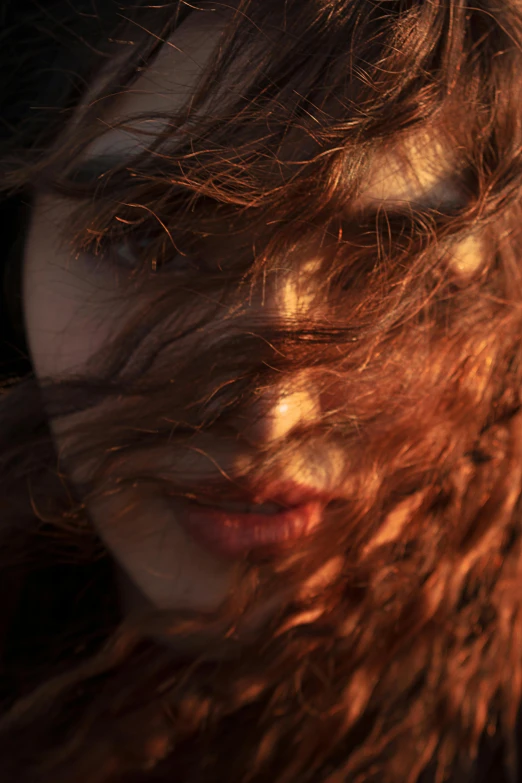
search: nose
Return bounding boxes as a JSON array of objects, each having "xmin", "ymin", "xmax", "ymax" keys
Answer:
[
  {"xmin": 241, "ymin": 376, "xmax": 321, "ymax": 446},
  {"xmin": 238, "ymin": 257, "xmax": 323, "ymax": 446}
]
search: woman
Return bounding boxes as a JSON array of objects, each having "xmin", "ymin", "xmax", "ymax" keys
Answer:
[{"xmin": 1, "ymin": 0, "xmax": 521, "ymax": 780}]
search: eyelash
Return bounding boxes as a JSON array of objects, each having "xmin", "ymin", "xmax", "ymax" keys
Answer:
[
  {"xmin": 78, "ymin": 208, "xmax": 438, "ymax": 282},
  {"xmin": 83, "ymin": 230, "xmax": 203, "ymax": 275}
]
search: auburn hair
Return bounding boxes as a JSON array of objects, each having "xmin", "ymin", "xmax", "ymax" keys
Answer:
[{"xmin": 1, "ymin": 1, "xmax": 522, "ymax": 781}]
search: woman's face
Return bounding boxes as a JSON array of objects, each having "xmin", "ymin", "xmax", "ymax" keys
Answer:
[{"xmin": 22, "ymin": 10, "xmax": 481, "ymax": 618}]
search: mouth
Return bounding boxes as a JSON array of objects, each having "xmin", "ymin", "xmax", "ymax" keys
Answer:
[{"xmin": 178, "ymin": 483, "xmax": 328, "ymax": 559}]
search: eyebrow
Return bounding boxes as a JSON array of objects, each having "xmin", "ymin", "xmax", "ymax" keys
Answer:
[{"xmin": 67, "ymin": 153, "xmax": 469, "ymax": 218}]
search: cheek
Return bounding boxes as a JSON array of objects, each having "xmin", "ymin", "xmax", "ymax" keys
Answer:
[
  {"xmin": 22, "ymin": 194, "xmax": 123, "ymax": 380},
  {"xmin": 22, "ymin": 197, "xmax": 239, "ymax": 615},
  {"xmin": 87, "ymin": 488, "xmax": 239, "ymax": 612}
]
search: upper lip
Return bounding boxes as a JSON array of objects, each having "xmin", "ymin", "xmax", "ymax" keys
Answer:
[{"xmin": 181, "ymin": 479, "xmax": 333, "ymax": 510}]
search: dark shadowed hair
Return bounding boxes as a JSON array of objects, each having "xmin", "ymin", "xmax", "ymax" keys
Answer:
[{"xmin": 2, "ymin": 1, "xmax": 522, "ymax": 781}]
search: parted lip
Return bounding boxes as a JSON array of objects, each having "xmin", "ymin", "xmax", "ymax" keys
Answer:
[{"xmin": 175, "ymin": 479, "xmax": 333, "ymax": 559}]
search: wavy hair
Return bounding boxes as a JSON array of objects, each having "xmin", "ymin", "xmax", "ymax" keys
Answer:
[{"xmin": 1, "ymin": 1, "xmax": 522, "ymax": 781}]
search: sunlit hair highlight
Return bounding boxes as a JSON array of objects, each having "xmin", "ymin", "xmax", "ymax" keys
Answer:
[{"xmin": 1, "ymin": 1, "xmax": 522, "ymax": 782}]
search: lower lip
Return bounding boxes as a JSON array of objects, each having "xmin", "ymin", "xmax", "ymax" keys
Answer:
[{"xmin": 181, "ymin": 500, "xmax": 323, "ymax": 559}]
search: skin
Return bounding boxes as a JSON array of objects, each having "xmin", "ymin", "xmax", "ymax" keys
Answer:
[{"xmin": 22, "ymin": 9, "xmax": 481, "ymax": 619}]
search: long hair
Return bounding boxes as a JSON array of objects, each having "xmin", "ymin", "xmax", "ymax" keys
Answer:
[{"xmin": 2, "ymin": 1, "xmax": 522, "ymax": 781}]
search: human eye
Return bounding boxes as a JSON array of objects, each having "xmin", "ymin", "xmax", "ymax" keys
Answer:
[{"xmin": 78, "ymin": 225, "xmax": 205, "ymax": 278}]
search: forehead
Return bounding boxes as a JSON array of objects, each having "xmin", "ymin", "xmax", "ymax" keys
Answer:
[
  {"xmin": 82, "ymin": 10, "xmax": 228, "ymax": 160},
  {"xmin": 79, "ymin": 9, "xmax": 458, "ymax": 210}
]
